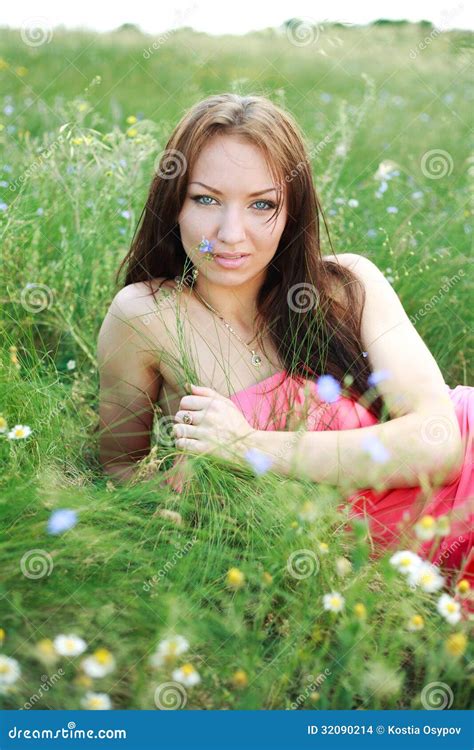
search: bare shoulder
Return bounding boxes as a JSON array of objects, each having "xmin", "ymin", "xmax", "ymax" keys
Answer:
[{"xmin": 98, "ymin": 279, "xmax": 177, "ymax": 370}]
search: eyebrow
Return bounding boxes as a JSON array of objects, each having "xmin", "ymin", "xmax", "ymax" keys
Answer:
[{"xmin": 189, "ymin": 181, "xmax": 277, "ymax": 198}]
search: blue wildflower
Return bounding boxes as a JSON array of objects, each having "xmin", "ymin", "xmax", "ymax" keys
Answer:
[
  {"xmin": 47, "ymin": 509, "xmax": 78, "ymax": 535},
  {"xmin": 316, "ymin": 374, "xmax": 341, "ymax": 403},
  {"xmin": 244, "ymin": 448, "xmax": 273, "ymax": 476},
  {"xmin": 198, "ymin": 236, "xmax": 215, "ymax": 254},
  {"xmin": 361, "ymin": 435, "xmax": 390, "ymax": 463},
  {"xmin": 368, "ymin": 369, "xmax": 391, "ymax": 387}
]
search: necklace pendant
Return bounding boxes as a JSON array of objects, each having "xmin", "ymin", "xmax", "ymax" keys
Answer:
[{"xmin": 251, "ymin": 353, "xmax": 262, "ymax": 367}]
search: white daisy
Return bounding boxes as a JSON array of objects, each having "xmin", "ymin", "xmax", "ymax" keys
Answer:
[
  {"xmin": 149, "ymin": 635, "xmax": 189, "ymax": 669},
  {"xmin": 7, "ymin": 424, "xmax": 32, "ymax": 440},
  {"xmin": 436, "ymin": 594, "xmax": 462, "ymax": 625},
  {"xmin": 81, "ymin": 649, "xmax": 116, "ymax": 678},
  {"xmin": 80, "ymin": 691, "xmax": 112, "ymax": 709},
  {"xmin": 407, "ymin": 561, "xmax": 445, "ymax": 593},
  {"xmin": 54, "ymin": 634, "xmax": 87, "ymax": 657},
  {"xmin": 389, "ymin": 550, "xmax": 423, "ymax": 575},
  {"xmin": 0, "ymin": 655, "xmax": 21, "ymax": 686},
  {"xmin": 322, "ymin": 591, "xmax": 345, "ymax": 613},
  {"xmin": 335, "ymin": 557, "xmax": 352, "ymax": 578},
  {"xmin": 172, "ymin": 662, "xmax": 201, "ymax": 687},
  {"xmin": 66, "ymin": 360, "xmax": 76, "ymax": 371}
]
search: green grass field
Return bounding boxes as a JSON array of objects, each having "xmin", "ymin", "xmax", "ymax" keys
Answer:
[{"xmin": 0, "ymin": 20, "xmax": 472, "ymax": 710}]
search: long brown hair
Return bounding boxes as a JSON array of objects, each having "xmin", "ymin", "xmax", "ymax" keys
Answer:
[{"xmin": 117, "ymin": 93, "xmax": 385, "ymax": 420}]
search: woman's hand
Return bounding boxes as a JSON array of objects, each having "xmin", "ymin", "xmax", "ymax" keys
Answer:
[{"xmin": 172, "ymin": 383, "xmax": 256, "ymax": 462}]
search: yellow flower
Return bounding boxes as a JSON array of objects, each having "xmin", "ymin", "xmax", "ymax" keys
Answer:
[
  {"xmin": 93, "ymin": 648, "xmax": 113, "ymax": 665},
  {"xmin": 16, "ymin": 66, "xmax": 28, "ymax": 77},
  {"xmin": 318, "ymin": 542, "xmax": 329, "ymax": 554},
  {"xmin": 444, "ymin": 632, "xmax": 467, "ymax": 658},
  {"xmin": 0, "ymin": 59, "xmax": 8, "ymax": 70},
  {"xmin": 226, "ymin": 567, "xmax": 245, "ymax": 590},
  {"xmin": 407, "ymin": 614, "xmax": 424, "ymax": 631},
  {"xmin": 262, "ymin": 571, "xmax": 273, "ymax": 585},
  {"xmin": 126, "ymin": 115, "xmax": 137, "ymax": 125},
  {"xmin": 414, "ymin": 515, "xmax": 437, "ymax": 541},
  {"xmin": 290, "ymin": 520, "xmax": 298, "ymax": 528},
  {"xmin": 309, "ymin": 691, "xmax": 320, "ymax": 702},
  {"xmin": 74, "ymin": 673, "xmax": 93, "ymax": 688},
  {"xmin": 0, "ymin": 628, "xmax": 5, "ymax": 645},
  {"xmin": 231, "ymin": 669, "xmax": 248, "ymax": 688},
  {"xmin": 126, "ymin": 128, "xmax": 138, "ymax": 138},
  {"xmin": 77, "ymin": 102, "xmax": 88, "ymax": 112},
  {"xmin": 353, "ymin": 603, "xmax": 367, "ymax": 620},
  {"xmin": 35, "ymin": 638, "xmax": 58, "ymax": 664},
  {"xmin": 0, "ymin": 417, "xmax": 7, "ymax": 433},
  {"xmin": 456, "ymin": 579, "xmax": 470, "ymax": 596},
  {"xmin": 71, "ymin": 137, "xmax": 83, "ymax": 145}
]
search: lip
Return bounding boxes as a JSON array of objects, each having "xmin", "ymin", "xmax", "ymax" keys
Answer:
[{"xmin": 212, "ymin": 254, "xmax": 250, "ymax": 269}]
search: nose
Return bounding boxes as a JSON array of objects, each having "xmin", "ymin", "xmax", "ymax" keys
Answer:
[{"xmin": 216, "ymin": 205, "xmax": 246, "ymax": 246}]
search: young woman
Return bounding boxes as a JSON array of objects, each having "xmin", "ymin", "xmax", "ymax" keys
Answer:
[{"xmin": 97, "ymin": 93, "xmax": 473, "ymax": 586}]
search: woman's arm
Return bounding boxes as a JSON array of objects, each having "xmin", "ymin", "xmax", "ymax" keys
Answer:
[
  {"xmin": 245, "ymin": 253, "xmax": 464, "ymax": 492},
  {"xmin": 245, "ymin": 411, "xmax": 463, "ymax": 491},
  {"xmin": 97, "ymin": 286, "xmax": 163, "ymax": 483}
]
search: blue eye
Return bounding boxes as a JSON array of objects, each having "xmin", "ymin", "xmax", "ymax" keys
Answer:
[
  {"xmin": 191, "ymin": 195, "xmax": 276, "ymax": 211},
  {"xmin": 253, "ymin": 200, "xmax": 276, "ymax": 211},
  {"xmin": 192, "ymin": 195, "xmax": 216, "ymax": 206}
]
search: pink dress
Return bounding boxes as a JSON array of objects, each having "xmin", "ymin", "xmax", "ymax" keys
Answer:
[{"xmin": 229, "ymin": 370, "xmax": 474, "ymax": 594}]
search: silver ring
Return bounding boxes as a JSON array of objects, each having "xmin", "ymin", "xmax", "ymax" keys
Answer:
[{"xmin": 182, "ymin": 412, "xmax": 193, "ymax": 425}]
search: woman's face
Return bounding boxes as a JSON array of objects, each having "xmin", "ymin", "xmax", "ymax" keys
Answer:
[{"xmin": 177, "ymin": 134, "xmax": 287, "ymax": 287}]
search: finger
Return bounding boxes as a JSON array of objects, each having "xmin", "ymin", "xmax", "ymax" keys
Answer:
[
  {"xmin": 175, "ymin": 437, "xmax": 207, "ymax": 454},
  {"xmin": 179, "ymin": 395, "xmax": 212, "ymax": 410},
  {"xmin": 189, "ymin": 384, "xmax": 225, "ymax": 399},
  {"xmin": 174, "ymin": 409, "xmax": 204, "ymax": 425},
  {"xmin": 172, "ymin": 423, "xmax": 202, "ymax": 440}
]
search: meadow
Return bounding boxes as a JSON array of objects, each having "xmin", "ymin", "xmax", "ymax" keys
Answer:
[{"xmin": 0, "ymin": 19, "xmax": 472, "ymax": 710}]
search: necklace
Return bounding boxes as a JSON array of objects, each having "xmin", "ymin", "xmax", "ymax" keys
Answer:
[{"xmin": 191, "ymin": 286, "xmax": 263, "ymax": 368}]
